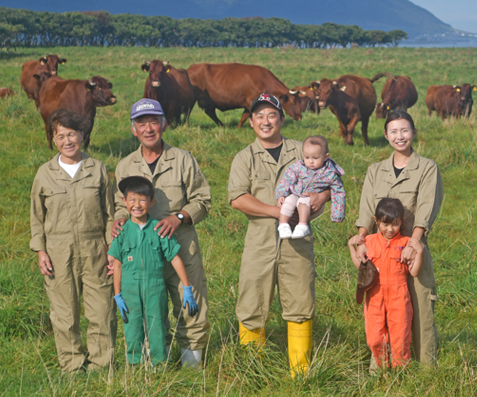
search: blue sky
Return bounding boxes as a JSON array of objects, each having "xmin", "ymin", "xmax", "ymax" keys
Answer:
[{"xmin": 411, "ymin": 0, "xmax": 477, "ymax": 32}]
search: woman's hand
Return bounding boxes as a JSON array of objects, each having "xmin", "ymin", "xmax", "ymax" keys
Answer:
[{"xmin": 38, "ymin": 251, "xmax": 54, "ymax": 276}]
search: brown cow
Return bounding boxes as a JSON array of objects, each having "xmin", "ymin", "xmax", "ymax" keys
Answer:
[
  {"xmin": 460, "ymin": 83, "xmax": 477, "ymax": 117},
  {"xmin": 434, "ymin": 85, "xmax": 466, "ymax": 120},
  {"xmin": 38, "ymin": 75, "xmax": 116, "ymax": 150},
  {"xmin": 375, "ymin": 75, "xmax": 418, "ymax": 119},
  {"xmin": 291, "ymin": 85, "xmax": 320, "ymax": 114},
  {"xmin": 0, "ymin": 87, "xmax": 15, "ymax": 98},
  {"xmin": 312, "ymin": 79, "xmax": 361, "ymax": 145},
  {"xmin": 425, "ymin": 85, "xmax": 440, "ymax": 116},
  {"xmin": 20, "ymin": 54, "xmax": 67, "ymax": 108},
  {"xmin": 187, "ymin": 62, "xmax": 302, "ymax": 127},
  {"xmin": 313, "ymin": 74, "xmax": 379, "ymax": 145},
  {"xmin": 141, "ymin": 60, "xmax": 195, "ymax": 125}
]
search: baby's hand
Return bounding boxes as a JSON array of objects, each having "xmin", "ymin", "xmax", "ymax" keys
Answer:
[{"xmin": 277, "ymin": 196, "xmax": 286, "ymax": 207}]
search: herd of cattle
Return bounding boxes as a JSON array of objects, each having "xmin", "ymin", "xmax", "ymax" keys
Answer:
[{"xmin": 1, "ymin": 54, "xmax": 476, "ymax": 148}]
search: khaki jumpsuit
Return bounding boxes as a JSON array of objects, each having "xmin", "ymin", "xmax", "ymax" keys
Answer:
[
  {"xmin": 30, "ymin": 153, "xmax": 117, "ymax": 371},
  {"xmin": 228, "ymin": 138, "xmax": 316, "ymax": 330},
  {"xmin": 113, "ymin": 143, "xmax": 211, "ymax": 350},
  {"xmin": 356, "ymin": 150, "xmax": 444, "ymax": 364}
]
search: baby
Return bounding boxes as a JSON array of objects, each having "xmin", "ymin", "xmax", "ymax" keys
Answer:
[{"xmin": 275, "ymin": 135, "xmax": 346, "ymax": 239}]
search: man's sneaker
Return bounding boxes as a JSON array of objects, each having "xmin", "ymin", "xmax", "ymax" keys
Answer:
[
  {"xmin": 278, "ymin": 224, "xmax": 292, "ymax": 239},
  {"xmin": 292, "ymin": 224, "xmax": 310, "ymax": 239}
]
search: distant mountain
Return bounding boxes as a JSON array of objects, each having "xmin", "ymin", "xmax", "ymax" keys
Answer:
[{"xmin": 0, "ymin": 0, "xmax": 454, "ymax": 37}]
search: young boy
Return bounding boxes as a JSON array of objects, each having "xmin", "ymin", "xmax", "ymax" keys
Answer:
[
  {"xmin": 348, "ymin": 198, "xmax": 423, "ymax": 367},
  {"xmin": 108, "ymin": 176, "xmax": 198, "ymax": 366},
  {"xmin": 275, "ymin": 135, "xmax": 346, "ymax": 239}
]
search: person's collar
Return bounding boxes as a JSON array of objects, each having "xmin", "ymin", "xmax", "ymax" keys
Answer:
[
  {"xmin": 252, "ymin": 136, "xmax": 296, "ymax": 154},
  {"xmin": 48, "ymin": 152, "xmax": 93, "ymax": 170},
  {"xmin": 128, "ymin": 214, "xmax": 152, "ymax": 228},
  {"xmin": 382, "ymin": 148, "xmax": 419, "ymax": 171},
  {"xmin": 132, "ymin": 141, "xmax": 175, "ymax": 162}
]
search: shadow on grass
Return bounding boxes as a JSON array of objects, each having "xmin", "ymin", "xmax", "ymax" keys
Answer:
[
  {"xmin": 368, "ymin": 132, "xmax": 389, "ymax": 148},
  {"xmin": 0, "ymin": 50, "xmax": 27, "ymax": 60}
]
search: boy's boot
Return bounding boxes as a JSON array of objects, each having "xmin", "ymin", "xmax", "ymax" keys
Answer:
[
  {"xmin": 239, "ymin": 322, "xmax": 266, "ymax": 347},
  {"xmin": 288, "ymin": 320, "xmax": 312, "ymax": 379},
  {"xmin": 181, "ymin": 348, "xmax": 202, "ymax": 369}
]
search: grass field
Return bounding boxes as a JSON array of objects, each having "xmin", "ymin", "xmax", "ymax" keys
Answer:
[{"xmin": 0, "ymin": 46, "xmax": 477, "ymax": 396}]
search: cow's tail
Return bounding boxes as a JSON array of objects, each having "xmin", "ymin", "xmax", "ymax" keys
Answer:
[{"xmin": 369, "ymin": 72, "xmax": 394, "ymax": 83}]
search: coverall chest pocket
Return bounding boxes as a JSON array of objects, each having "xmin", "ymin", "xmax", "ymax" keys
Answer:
[
  {"xmin": 159, "ymin": 183, "xmax": 185, "ymax": 212},
  {"xmin": 251, "ymin": 171, "xmax": 271, "ymax": 202},
  {"xmin": 43, "ymin": 188, "xmax": 67, "ymax": 213},
  {"xmin": 397, "ymin": 179, "xmax": 419, "ymax": 211},
  {"xmin": 148, "ymin": 238, "xmax": 165, "ymax": 277},
  {"xmin": 82, "ymin": 179, "xmax": 102, "ymax": 218},
  {"xmin": 389, "ymin": 249, "xmax": 408, "ymax": 276},
  {"xmin": 121, "ymin": 239, "xmax": 136, "ymax": 273}
]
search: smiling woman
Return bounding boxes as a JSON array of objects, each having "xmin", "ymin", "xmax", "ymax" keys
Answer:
[
  {"xmin": 352, "ymin": 109, "xmax": 444, "ymax": 367},
  {"xmin": 29, "ymin": 108, "xmax": 117, "ymax": 372}
]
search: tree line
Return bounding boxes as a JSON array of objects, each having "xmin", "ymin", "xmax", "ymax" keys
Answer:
[{"xmin": 0, "ymin": 8, "xmax": 407, "ymax": 50}]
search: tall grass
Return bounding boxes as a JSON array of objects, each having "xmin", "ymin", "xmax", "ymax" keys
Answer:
[{"xmin": 0, "ymin": 46, "xmax": 476, "ymax": 395}]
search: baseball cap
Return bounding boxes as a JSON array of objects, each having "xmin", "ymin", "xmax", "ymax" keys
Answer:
[
  {"xmin": 130, "ymin": 98, "xmax": 164, "ymax": 120},
  {"xmin": 250, "ymin": 93, "xmax": 284, "ymax": 116},
  {"xmin": 356, "ymin": 260, "xmax": 379, "ymax": 304},
  {"xmin": 118, "ymin": 175, "xmax": 154, "ymax": 195}
]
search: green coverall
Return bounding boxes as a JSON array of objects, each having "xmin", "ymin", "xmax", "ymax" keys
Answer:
[{"xmin": 108, "ymin": 217, "xmax": 181, "ymax": 365}]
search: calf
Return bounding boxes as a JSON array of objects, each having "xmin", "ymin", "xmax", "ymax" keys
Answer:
[
  {"xmin": 142, "ymin": 60, "xmax": 195, "ymax": 125},
  {"xmin": 434, "ymin": 85, "xmax": 465, "ymax": 120},
  {"xmin": 20, "ymin": 54, "xmax": 67, "ymax": 108},
  {"xmin": 313, "ymin": 79, "xmax": 361, "ymax": 145},
  {"xmin": 38, "ymin": 75, "xmax": 116, "ymax": 150},
  {"xmin": 187, "ymin": 62, "xmax": 302, "ymax": 127},
  {"xmin": 375, "ymin": 75, "xmax": 418, "ymax": 119}
]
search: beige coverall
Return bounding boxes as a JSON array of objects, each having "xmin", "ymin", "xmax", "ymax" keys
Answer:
[
  {"xmin": 30, "ymin": 153, "xmax": 117, "ymax": 371},
  {"xmin": 113, "ymin": 143, "xmax": 211, "ymax": 350},
  {"xmin": 356, "ymin": 149, "xmax": 444, "ymax": 365},
  {"xmin": 228, "ymin": 138, "xmax": 316, "ymax": 330}
]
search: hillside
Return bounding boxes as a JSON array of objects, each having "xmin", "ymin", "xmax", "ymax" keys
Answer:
[{"xmin": 0, "ymin": 0, "xmax": 453, "ymax": 37}]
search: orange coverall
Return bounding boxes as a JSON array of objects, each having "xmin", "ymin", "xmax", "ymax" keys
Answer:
[{"xmin": 364, "ymin": 232, "xmax": 412, "ymax": 367}]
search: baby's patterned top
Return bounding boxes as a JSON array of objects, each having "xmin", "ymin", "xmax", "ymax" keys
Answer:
[{"xmin": 275, "ymin": 158, "xmax": 346, "ymax": 222}]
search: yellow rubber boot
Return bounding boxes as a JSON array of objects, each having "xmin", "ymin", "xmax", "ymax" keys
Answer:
[
  {"xmin": 288, "ymin": 320, "xmax": 313, "ymax": 379},
  {"xmin": 239, "ymin": 322, "xmax": 266, "ymax": 348}
]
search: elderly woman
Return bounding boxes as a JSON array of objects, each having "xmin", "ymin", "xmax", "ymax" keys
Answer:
[
  {"xmin": 352, "ymin": 110, "xmax": 443, "ymax": 366},
  {"xmin": 30, "ymin": 108, "xmax": 117, "ymax": 372}
]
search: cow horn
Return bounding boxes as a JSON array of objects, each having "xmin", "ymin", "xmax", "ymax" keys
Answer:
[
  {"xmin": 89, "ymin": 79, "xmax": 97, "ymax": 86},
  {"xmin": 163, "ymin": 61, "xmax": 169, "ymax": 66},
  {"xmin": 332, "ymin": 81, "xmax": 338, "ymax": 85},
  {"xmin": 145, "ymin": 61, "xmax": 150, "ymax": 66},
  {"xmin": 453, "ymin": 85, "xmax": 457, "ymax": 88},
  {"xmin": 300, "ymin": 90, "xmax": 307, "ymax": 95},
  {"xmin": 380, "ymin": 103, "xmax": 385, "ymax": 108},
  {"xmin": 289, "ymin": 90, "xmax": 298, "ymax": 95},
  {"xmin": 340, "ymin": 86, "xmax": 347, "ymax": 91}
]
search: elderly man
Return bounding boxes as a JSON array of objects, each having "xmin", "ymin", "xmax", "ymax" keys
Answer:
[
  {"xmin": 112, "ymin": 99, "xmax": 210, "ymax": 368},
  {"xmin": 228, "ymin": 93, "xmax": 330, "ymax": 378}
]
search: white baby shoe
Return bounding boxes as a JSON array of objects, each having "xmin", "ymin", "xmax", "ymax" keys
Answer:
[
  {"xmin": 292, "ymin": 224, "xmax": 310, "ymax": 239},
  {"xmin": 278, "ymin": 223, "xmax": 293, "ymax": 239}
]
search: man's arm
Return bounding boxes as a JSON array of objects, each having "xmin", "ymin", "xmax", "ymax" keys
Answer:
[{"xmin": 231, "ymin": 193, "xmax": 281, "ymax": 219}]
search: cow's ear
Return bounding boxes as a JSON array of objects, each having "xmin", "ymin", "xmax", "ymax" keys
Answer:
[
  {"xmin": 165, "ymin": 64, "xmax": 172, "ymax": 73},
  {"xmin": 279, "ymin": 94, "xmax": 289, "ymax": 103},
  {"xmin": 59, "ymin": 58, "xmax": 67, "ymax": 65},
  {"xmin": 108, "ymin": 82, "xmax": 113, "ymax": 89},
  {"xmin": 33, "ymin": 74, "xmax": 40, "ymax": 80},
  {"xmin": 141, "ymin": 62, "xmax": 150, "ymax": 72},
  {"xmin": 39, "ymin": 56, "xmax": 47, "ymax": 65},
  {"xmin": 456, "ymin": 86, "xmax": 461, "ymax": 92}
]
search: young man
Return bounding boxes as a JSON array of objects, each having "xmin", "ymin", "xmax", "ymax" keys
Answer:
[
  {"xmin": 228, "ymin": 93, "xmax": 330, "ymax": 378},
  {"xmin": 111, "ymin": 99, "xmax": 211, "ymax": 368}
]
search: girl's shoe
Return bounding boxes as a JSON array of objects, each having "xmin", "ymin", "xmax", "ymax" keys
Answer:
[
  {"xmin": 292, "ymin": 225, "xmax": 310, "ymax": 239},
  {"xmin": 278, "ymin": 224, "xmax": 293, "ymax": 239}
]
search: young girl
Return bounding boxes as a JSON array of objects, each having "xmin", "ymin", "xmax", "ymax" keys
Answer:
[
  {"xmin": 275, "ymin": 135, "xmax": 346, "ymax": 239},
  {"xmin": 349, "ymin": 197, "xmax": 423, "ymax": 367}
]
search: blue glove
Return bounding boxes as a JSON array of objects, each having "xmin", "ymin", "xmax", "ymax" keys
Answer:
[
  {"xmin": 182, "ymin": 285, "xmax": 198, "ymax": 317},
  {"xmin": 114, "ymin": 292, "xmax": 129, "ymax": 323}
]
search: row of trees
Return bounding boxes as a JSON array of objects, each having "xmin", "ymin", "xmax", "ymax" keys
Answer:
[{"xmin": 0, "ymin": 8, "xmax": 407, "ymax": 49}]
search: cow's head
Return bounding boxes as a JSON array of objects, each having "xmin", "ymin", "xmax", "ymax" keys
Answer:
[
  {"xmin": 39, "ymin": 55, "xmax": 67, "ymax": 75},
  {"xmin": 33, "ymin": 71, "xmax": 53, "ymax": 86},
  {"xmin": 292, "ymin": 85, "xmax": 319, "ymax": 114},
  {"xmin": 316, "ymin": 79, "xmax": 339, "ymax": 109},
  {"xmin": 375, "ymin": 102, "xmax": 391, "ymax": 119},
  {"xmin": 460, "ymin": 84, "xmax": 477, "ymax": 102},
  {"xmin": 87, "ymin": 76, "xmax": 117, "ymax": 106},
  {"xmin": 141, "ymin": 60, "xmax": 172, "ymax": 88},
  {"xmin": 279, "ymin": 91, "xmax": 302, "ymax": 121}
]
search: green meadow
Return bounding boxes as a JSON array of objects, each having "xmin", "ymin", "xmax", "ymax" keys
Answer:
[{"xmin": 0, "ymin": 46, "xmax": 476, "ymax": 396}]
